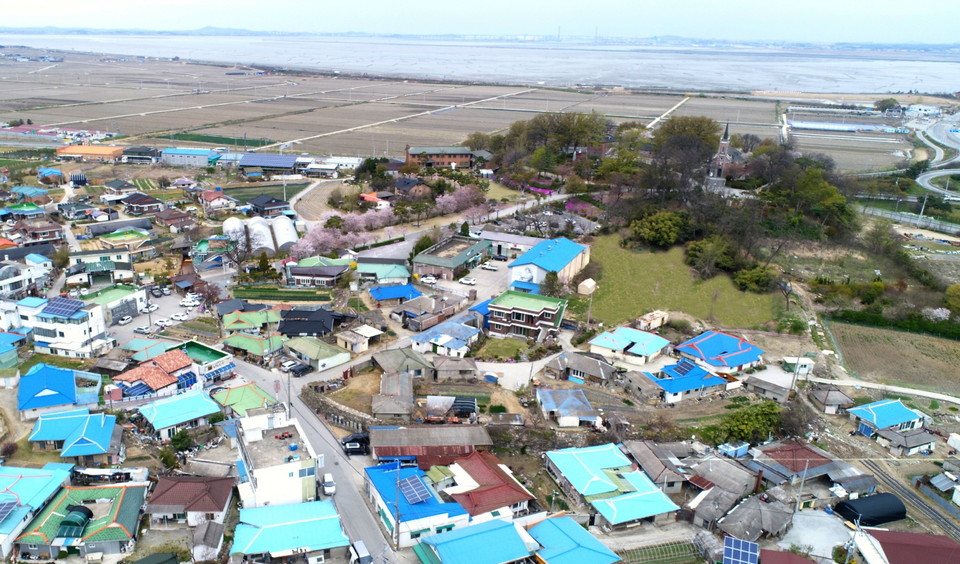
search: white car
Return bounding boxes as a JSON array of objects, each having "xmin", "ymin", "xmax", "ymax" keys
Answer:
[
  {"xmin": 134, "ymin": 326, "xmax": 152, "ymax": 335},
  {"xmin": 420, "ymin": 275, "xmax": 437, "ymax": 285},
  {"xmin": 67, "ymin": 289, "xmax": 80, "ymax": 298},
  {"xmin": 281, "ymin": 360, "xmax": 300, "ymax": 372},
  {"xmin": 170, "ymin": 313, "xmax": 189, "ymax": 322},
  {"xmin": 117, "ymin": 315, "xmax": 133, "ymax": 325},
  {"xmin": 141, "ymin": 303, "xmax": 159, "ymax": 313},
  {"xmin": 180, "ymin": 300, "xmax": 200, "ymax": 308},
  {"xmin": 480, "ymin": 262, "xmax": 498, "ymax": 271},
  {"xmin": 154, "ymin": 318, "xmax": 169, "ymax": 327},
  {"xmin": 459, "ymin": 277, "xmax": 477, "ymax": 285}
]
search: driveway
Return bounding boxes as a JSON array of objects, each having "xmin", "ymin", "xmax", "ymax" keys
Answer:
[{"xmin": 106, "ymin": 290, "xmax": 210, "ymax": 346}]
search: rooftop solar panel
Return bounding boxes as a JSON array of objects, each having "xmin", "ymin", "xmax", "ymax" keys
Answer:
[
  {"xmin": 674, "ymin": 360, "xmax": 696, "ymax": 376},
  {"xmin": 43, "ymin": 297, "xmax": 85, "ymax": 317},
  {"xmin": 0, "ymin": 500, "xmax": 18, "ymax": 523},
  {"xmin": 722, "ymin": 536, "xmax": 759, "ymax": 564},
  {"xmin": 399, "ymin": 475, "xmax": 431, "ymax": 504}
]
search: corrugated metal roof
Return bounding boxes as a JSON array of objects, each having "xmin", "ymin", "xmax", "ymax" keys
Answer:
[{"xmin": 238, "ymin": 154, "xmax": 298, "ymax": 168}]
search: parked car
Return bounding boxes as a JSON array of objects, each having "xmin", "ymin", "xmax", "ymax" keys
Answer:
[
  {"xmin": 492, "ymin": 254, "xmax": 508, "ymax": 261},
  {"xmin": 133, "ymin": 326, "xmax": 152, "ymax": 335},
  {"xmin": 322, "ymin": 473, "xmax": 336, "ymax": 496},
  {"xmin": 150, "ymin": 288, "xmax": 164, "ymax": 298},
  {"xmin": 170, "ymin": 313, "xmax": 189, "ymax": 322},
  {"xmin": 341, "ymin": 432, "xmax": 370, "ymax": 446},
  {"xmin": 180, "ymin": 300, "xmax": 200, "ymax": 308},
  {"xmin": 290, "ymin": 363, "xmax": 314, "ymax": 377},
  {"xmin": 154, "ymin": 318, "xmax": 169, "ymax": 327},
  {"xmin": 342, "ymin": 442, "xmax": 370, "ymax": 456},
  {"xmin": 117, "ymin": 315, "xmax": 133, "ymax": 325},
  {"xmin": 67, "ymin": 289, "xmax": 80, "ymax": 298},
  {"xmin": 161, "ymin": 287, "xmax": 172, "ymax": 295},
  {"xmin": 420, "ymin": 275, "xmax": 437, "ymax": 285},
  {"xmin": 459, "ymin": 276, "xmax": 477, "ymax": 285},
  {"xmin": 141, "ymin": 303, "xmax": 159, "ymax": 313},
  {"xmin": 281, "ymin": 360, "xmax": 300, "ymax": 372},
  {"xmin": 480, "ymin": 262, "xmax": 498, "ymax": 271}
]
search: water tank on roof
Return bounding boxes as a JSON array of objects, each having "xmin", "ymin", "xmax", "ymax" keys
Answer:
[
  {"xmin": 247, "ymin": 217, "xmax": 276, "ymax": 255},
  {"xmin": 270, "ymin": 215, "xmax": 298, "ymax": 251},
  {"xmin": 222, "ymin": 216, "xmax": 245, "ymax": 241}
]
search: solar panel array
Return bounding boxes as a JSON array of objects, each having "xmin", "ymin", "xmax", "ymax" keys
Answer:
[
  {"xmin": 399, "ymin": 475, "xmax": 431, "ymax": 504},
  {"xmin": 675, "ymin": 360, "xmax": 696, "ymax": 376},
  {"xmin": 0, "ymin": 500, "xmax": 18, "ymax": 523},
  {"xmin": 43, "ymin": 297, "xmax": 85, "ymax": 317},
  {"xmin": 722, "ymin": 536, "xmax": 759, "ymax": 564}
]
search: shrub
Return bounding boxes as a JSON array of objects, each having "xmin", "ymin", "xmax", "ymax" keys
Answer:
[
  {"xmin": 0, "ymin": 442, "xmax": 17, "ymax": 458},
  {"xmin": 171, "ymin": 429, "xmax": 194, "ymax": 451},
  {"xmin": 208, "ymin": 412, "xmax": 226, "ymax": 424},
  {"xmin": 489, "ymin": 405, "xmax": 507, "ymax": 414},
  {"xmin": 734, "ymin": 265, "xmax": 776, "ymax": 293}
]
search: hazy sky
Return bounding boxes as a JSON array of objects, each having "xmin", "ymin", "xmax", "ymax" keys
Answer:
[{"xmin": 6, "ymin": 0, "xmax": 960, "ymax": 44}]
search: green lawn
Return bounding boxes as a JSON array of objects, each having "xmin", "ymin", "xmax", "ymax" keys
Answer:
[
  {"xmin": 20, "ymin": 353, "xmax": 90, "ymax": 374},
  {"xmin": 222, "ymin": 183, "xmax": 310, "ymax": 203},
  {"xmin": 587, "ymin": 235, "xmax": 777, "ymax": 328},
  {"xmin": 485, "ymin": 181, "xmax": 522, "ymax": 202},
  {"xmin": 475, "ymin": 338, "xmax": 528, "ymax": 360},
  {"xmin": 232, "ymin": 286, "xmax": 331, "ymax": 302}
]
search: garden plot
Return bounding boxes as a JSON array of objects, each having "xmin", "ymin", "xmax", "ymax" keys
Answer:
[
  {"xmin": 830, "ymin": 322, "xmax": 960, "ymax": 396},
  {"xmin": 792, "ymin": 134, "xmax": 910, "ymax": 172}
]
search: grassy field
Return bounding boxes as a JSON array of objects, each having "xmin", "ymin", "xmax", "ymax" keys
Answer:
[
  {"xmin": 475, "ymin": 338, "xmax": 528, "ymax": 360},
  {"xmin": 221, "ymin": 183, "xmax": 310, "ymax": 203},
  {"xmin": 830, "ymin": 322, "xmax": 960, "ymax": 395},
  {"xmin": 588, "ymin": 235, "xmax": 777, "ymax": 328},
  {"xmin": 232, "ymin": 286, "xmax": 331, "ymax": 302},
  {"xmin": 485, "ymin": 181, "xmax": 522, "ymax": 202},
  {"xmin": 134, "ymin": 178, "xmax": 156, "ymax": 191},
  {"xmin": 166, "ymin": 132, "xmax": 274, "ymax": 147}
]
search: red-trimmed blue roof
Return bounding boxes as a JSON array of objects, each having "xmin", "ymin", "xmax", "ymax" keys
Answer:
[
  {"xmin": 675, "ymin": 331, "xmax": 764, "ymax": 368},
  {"xmin": 509, "ymin": 238, "xmax": 585, "ymax": 273}
]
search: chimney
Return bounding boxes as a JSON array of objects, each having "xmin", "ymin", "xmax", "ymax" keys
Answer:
[{"xmin": 753, "ymin": 469, "xmax": 764, "ymax": 494}]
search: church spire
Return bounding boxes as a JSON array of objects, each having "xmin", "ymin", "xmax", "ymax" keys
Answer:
[{"xmin": 722, "ymin": 122, "xmax": 730, "ymax": 141}]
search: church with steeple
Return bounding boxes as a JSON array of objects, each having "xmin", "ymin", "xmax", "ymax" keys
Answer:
[{"xmin": 704, "ymin": 123, "xmax": 732, "ymax": 191}]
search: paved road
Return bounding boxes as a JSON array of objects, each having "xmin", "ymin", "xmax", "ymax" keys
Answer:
[{"xmin": 916, "ymin": 169, "xmax": 960, "ymax": 198}]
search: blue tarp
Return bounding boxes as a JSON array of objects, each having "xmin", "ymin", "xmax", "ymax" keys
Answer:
[
  {"xmin": 509, "ymin": 280, "xmax": 540, "ymax": 294},
  {"xmin": 369, "ymin": 284, "xmax": 422, "ymax": 302}
]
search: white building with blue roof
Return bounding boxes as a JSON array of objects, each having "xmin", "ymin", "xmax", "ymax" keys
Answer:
[
  {"xmin": 415, "ymin": 518, "xmax": 539, "ymax": 564},
  {"xmin": 161, "ymin": 147, "xmax": 219, "ymax": 167},
  {"xmin": 0, "ymin": 463, "xmax": 71, "ymax": 558},
  {"xmin": 138, "ymin": 389, "xmax": 221, "ymax": 440},
  {"xmin": 589, "ymin": 326, "xmax": 670, "ymax": 367},
  {"xmin": 545, "ymin": 443, "xmax": 679, "ymax": 529},
  {"xmin": 508, "ymin": 238, "xmax": 589, "ymax": 293},
  {"xmin": 364, "ymin": 462, "xmax": 470, "ymax": 548},
  {"xmin": 231, "ymin": 500, "xmax": 349, "ymax": 562},
  {"xmin": 528, "ymin": 515, "xmax": 620, "ymax": 564},
  {"xmin": 848, "ymin": 399, "xmax": 927, "ymax": 436},
  {"xmin": 675, "ymin": 330, "xmax": 764, "ymax": 373},
  {"xmin": 410, "ymin": 319, "xmax": 481, "ymax": 358},
  {"xmin": 29, "ymin": 409, "xmax": 123, "ymax": 465},
  {"xmin": 17, "ymin": 363, "xmax": 102, "ymax": 420},
  {"xmin": 15, "ymin": 296, "xmax": 111, "ymax": 358},
  {"xmin": 640, "ymin": 360, "xmax": 732, "ymax": 404}
]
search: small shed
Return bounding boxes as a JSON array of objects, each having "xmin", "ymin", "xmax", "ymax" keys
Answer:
[{"xmin": 835, "ymin": 493, "xmax": 906, "ymax": 526}]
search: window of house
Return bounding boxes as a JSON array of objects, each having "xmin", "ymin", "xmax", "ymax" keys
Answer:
[
  {"xmin": 298, "ymin": 467, "xmax": 316, "ymax": 478},
  {"xmin": 27, "ymin": 545, "xmax": 38, "ymax": 550},
  {"xmin": 512, "ymin": 312, "xmax": 526, "ymax": 322},
  {"xmin": 569, "ymin": 369, "xmax": 585, "ymax": 379}
]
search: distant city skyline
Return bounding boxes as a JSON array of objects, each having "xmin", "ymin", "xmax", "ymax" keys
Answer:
[{"xmin": 4, "ymin": 1, "xmax": 960, "ymax": 45}]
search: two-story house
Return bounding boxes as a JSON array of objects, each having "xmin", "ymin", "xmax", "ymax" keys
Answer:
[
  {"xmin": 405, "ymin": 145, "xmax": 492, "ymax": 169},
  {"xmin": 247, "ymin": 194, "xmax": 290, "ymax": 218},
  {"xmin": 199, "ymin": 189, "xmax": 237, "ymax": 211},
  {"xmin": 14, "ymin": 219, "xmax": 63, "ymax": 247},
  {"xmin": 235, "ymin": 405, "xmax": 324, "ymax": 507},
  {"xmin": 15, "ymin": 296, "xmax": 112, "ymax": 358},
  {"xmin": 487, "ymin": 291, "xmax": 567, "ymax": 342}
]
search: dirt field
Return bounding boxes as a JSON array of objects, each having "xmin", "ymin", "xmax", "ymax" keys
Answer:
[{"xmin": 829, "ymin": 322, "xmax": 960, "ymax": 394}]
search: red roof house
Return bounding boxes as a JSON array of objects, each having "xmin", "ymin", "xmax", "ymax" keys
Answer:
[{"xmin": 447, "ymin": 451, "xmax": 534, "ymax": 517}]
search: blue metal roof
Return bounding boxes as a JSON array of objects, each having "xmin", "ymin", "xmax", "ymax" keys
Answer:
[
  {"xmin": 528, "ymin": 516, "xmax": 620, "ymax": 564},
  {"xmin": 16, "ymin": 296, "xmax": 47, "ymax": 309},
  {"xmin": 410, "ymin": 321, "xmax": 480, "ymax": 346},
  {"xmin": 232, "ymin": 500, "xmax": 349, "ymax": 556},
  {"xmin": 545, "ymin": 444, "xmax": 631, "ymax": 497},
  {"xmin": 18, "ymin": 364, "xmax": 81, "ymax": 411},
  {"xmin": 645, "ymin": 361, "xmax": 727, "ymax": 394},
  {"xmin": 468, "ymin": 299, "xmax": 492, "ymax": 317},
  {"xmin": 509, "ymin": 238, "xmax": 585, "ymax": 273},
  {"xmin": 509, "ymin": 280, "xmax": 541, "ymax": 294},
  {"xmin": 24, "ymin": 253, "xmax": 50, "ymax": 265},
  {"xmin": 162, "ymin": 148, "xmax": 215, "ymax": 156},
  {"xmin": 138, "ymin": 390, "xmax": 220, "ymax": 430},
  {"xmin": 536, "ymin": 389, "xmax": 594, "ymax": 418},
  {"xmin": 0, "ymin": 332, "xmax": 25, "ymax": 346},
  {"xmin": 365, "ymin": 463, "xmax": 468, "ymax": 523},
  {"xmin": 848, "ymin": 399, "xmax": 924, "ymax": 429},
  {"xmin": 589, "ymin": 471, "xmax": 679, "ymax": 525},
  {"xmin": 30, "ymin": 409, "xmax": 117, "ymax": 457},
  {"xmin": 238, "ymin": 154, "xmax": 299, "ymax": 168},
  {"xmin": 676, "ymin": 331, "xmax": 764, "ymax": 368},
  {"xmin": 0, "ymin": 464, "xmax": 71, "ymax": 536},
  {"xmin": 590, "ymin": 327, "xmax": 669, "ymax": 356},
  {"xmin": 369, "ymin": 284, "xmax": 422, "ymax": 302},
  {"xmin": 422, "ymin": 519, "xmax": 533, "ymax": 564},
  {"xmin": 12, "ymin": 185, "xmax": 49, "ymax": 198}
]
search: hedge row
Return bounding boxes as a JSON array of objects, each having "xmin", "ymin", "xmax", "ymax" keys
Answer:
[
  {"xmin": 829, "ymin": 310, "xmax": 960, "ymax": 341},
  {"xmin": 354, "ymin": 236, "xmax": 405, "ymax": 252},
  {"xmin": 232, "ymin": 287, "xmax": 331, "ymax": 301}
]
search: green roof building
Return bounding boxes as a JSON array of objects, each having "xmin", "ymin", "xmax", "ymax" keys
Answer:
[
  {"xmin": 488, "ymin": 291, "xmax": 566, "ymax": 343},
  {"xmin": 16, "ymin": 483, "xmax": 148, "ymax": 558},
  {"xmin": 219, "ymin": 333, "xmax": 287, "ymax": 359},
  {"xmin": 283, "ymin": 337, "xmax": 351, "ymax": 371},
  {"xmin": 212, "ymin": 382, "xmax": 278, "ymax": 417}
]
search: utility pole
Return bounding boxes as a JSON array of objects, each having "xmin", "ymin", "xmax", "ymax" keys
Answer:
[
  {"xmin": 794, "ymin": 459, "xmax": 810, "ymax": 512},
  {"xmin": 919, "ymin": 194, "xmax": 929, "ymax": 219}
]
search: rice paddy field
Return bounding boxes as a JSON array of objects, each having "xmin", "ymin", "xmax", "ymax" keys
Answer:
[{"xmin": 0, "ymin": 46, "xmax": 916, "ymax": 170}]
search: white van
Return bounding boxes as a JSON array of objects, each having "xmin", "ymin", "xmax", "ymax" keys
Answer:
[
  {"xmin": 348, "ymin": 541, "xmax": 372, "ymax": 564},
  {"xmin": 322, "ymin": 473, "xmax": 336, "ymax": 496}
]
